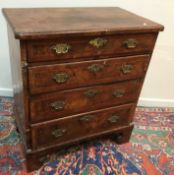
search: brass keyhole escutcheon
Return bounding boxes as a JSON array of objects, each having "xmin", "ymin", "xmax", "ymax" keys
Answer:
[
  {"xmin": 51, "ymin": 43, "xmax": 71, "ymax": 54},
  {"xmin": 87, "ymin": 64, "xmax": 104, "ymax": 74},
  {"xmin": 120, "ymin": 64, "xmax": 133, "ymax": 74},
  {"xmin": 51, "ymin": 128, "xmax": 67, "ymax": 138},
  {"xmin": 108, "ymin": 115, "xmax": 120, "ymax": 123},
  {"xmin": 79, "ymin": 115, "xmax": 95, "ymax": 122},
  {"xmin": 84, "ymin": 89, "xmax": 99, "ymax": 98},
  {"xmin": 89, "ymin": 37, "xmax": 107, "ymax": 48},
  {"xmin": 112, "ymin": 89, "xmax": 125, "ymax": 98}
]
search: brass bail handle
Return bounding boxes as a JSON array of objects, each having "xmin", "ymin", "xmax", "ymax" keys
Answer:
[
  {"xmin": 52, "ymin": 72, "xmax": 70, "ymax": 84},
  {"xmin": 51, "ymin": 128, "xmax": 67, "ymax": 138},
  {"xmin": 50, "ymin": 100, "xmax": 65, "ymax": 110},
  {"xmin": 123, "ymin": 38, "xmax": 138, "ymax": 49}
]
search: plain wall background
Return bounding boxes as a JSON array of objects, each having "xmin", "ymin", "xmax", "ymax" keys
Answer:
[{"xmin": 0, "ymin": 0, "xmax": 174, "ymax": 107}]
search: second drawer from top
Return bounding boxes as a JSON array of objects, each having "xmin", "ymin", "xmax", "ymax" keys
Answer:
[{"xmin": 29, "ymin": 55, "xmax": 149, "ymax": 94}]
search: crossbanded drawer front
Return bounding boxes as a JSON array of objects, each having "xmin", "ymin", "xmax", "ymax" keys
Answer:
[
  {"xmin": 31, "ymin": 103, "xmax": 135, "ymax": 149},
  {"xmin": 28, "ymin": 55, "xmax": 149, "ymax": 94},
  {"xmin": 30, "ymin": 79, "xmax": 142, "ymax": 123},
  {"xmin": 27, "ymin": 124, "xmax": 134, "ymax": 170},
  {"xmin": 27, "ymin": 33, "xmax": 157, "ymax": 62}
]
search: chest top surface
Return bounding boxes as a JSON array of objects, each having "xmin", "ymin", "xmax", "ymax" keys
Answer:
[{"xmin": 3, "ymin": 7, "xmax": 163, "ymax": 39}]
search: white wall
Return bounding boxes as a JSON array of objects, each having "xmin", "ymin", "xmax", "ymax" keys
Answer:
[{"xmin": 0, "ymin": 0, "xmax": 174, "ymax": 107}]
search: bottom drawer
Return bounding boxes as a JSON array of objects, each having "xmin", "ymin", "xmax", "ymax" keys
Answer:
[
  {"xmin": 26, "ymin": 124, "xmax": 134, "ymax": 172},
  {"xmin": 31, "ymin": 103, "xmax": 135, "ymax": 149}
]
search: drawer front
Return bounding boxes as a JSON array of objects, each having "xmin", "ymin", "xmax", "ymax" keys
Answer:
[
  {"xmin": 31, "ymin": 103, "xmax": 135, "ymax": 149},
  {"xmin": 30, "ymin": 80, "xmax": 142, "ymax": 123},
  {"xmin": 27, "ymin": 33, "xmax": 157, "ymax": 62},
  {"xmin": 27, "ymin": 124, "xmax": 133, "ymax": 171},
  {"xmin": 29, "ymin": 55, "xmax": 149, "ymax": 94}
]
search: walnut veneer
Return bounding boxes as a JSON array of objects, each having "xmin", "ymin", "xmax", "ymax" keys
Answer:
[{"xmin": 3, "ymin": 7, "xmax": 163, "ymax": 171}]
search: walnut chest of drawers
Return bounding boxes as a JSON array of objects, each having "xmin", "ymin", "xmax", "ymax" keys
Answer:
[{"xmin": 3, "ymin": 7, "xmax": 163, "ymax": 171}]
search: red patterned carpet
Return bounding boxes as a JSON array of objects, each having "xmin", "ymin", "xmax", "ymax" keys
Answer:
[{"xmin": 0, "ymin": 97, "xmax": 174, "ymax": 175}]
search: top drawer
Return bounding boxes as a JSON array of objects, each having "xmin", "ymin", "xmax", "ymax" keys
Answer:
[{"xmin": 27, "ymin": 33, "xmax": 157, "ymax": 62}]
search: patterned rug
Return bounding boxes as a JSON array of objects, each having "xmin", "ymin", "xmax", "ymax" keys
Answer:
[{"xmin": 0, "ymin": 96, "xmax": 174, "ymax": 175}]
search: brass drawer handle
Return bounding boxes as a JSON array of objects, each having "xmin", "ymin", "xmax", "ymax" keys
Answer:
[
  {"xmin": 123, "ymin": 38, "xmax": 138, "ymax": 49},
  {"xmin": 112, "ymin": 89, "xmax": 125, "ymax": 98},
  {"xmin": 51, "ymin": 128, "xmax": 66, "ymax": 138},
  {"xmin": 84, "ymin": 89, "xmax": 99, "ymax": 98},
  {"xmin": 50, "ymin": 101, "xmax": 65, "ymax": 110},
  {"xmin": 108, "ymin": 115, "xmax": 120, "ymax": 123},
  {"xmin": 53, "ymin": 73, "xmax": 70, "ymax": 83},
  {"xmin": 88, "ymin": 64, "xmax": 104, "ymax": 74},
  {"xmin": 51, "ymin": 43, "xmax": 71, "ymax": 54},
  {"xmin": 79, "ymin": 115, "xmax": 95, "ymax": 122},
  {"xmin": 89, "ymin": 37, "xmax": 107, "ymax": 48},
  {"xmin": 120, "ymin": 64, "xmax": 133, "ymax": 74}
]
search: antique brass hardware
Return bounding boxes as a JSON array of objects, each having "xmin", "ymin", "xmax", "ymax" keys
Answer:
[
  {"xmin": 53, "ymin": 73, "xmax": 70, "ymax": 83},
  {"xmin": 108, "ymin": 115, "xmax": 120, "ymax": 123},
  {"xmin": 79, "ymin": 115, "xmax": 95, "ymax": 122},
  {"xmin": 51, "ymin": 128, "xmax": 66, "ymax": 138},
  {"xmin": 87, "ymin": 64, "xmax": 104, "ymax": 74},
  {"xmin": 84, "ymin": 89, "xmax": 99, "ymax": 98},
  {"xmin": 50, "ymin": 101, "xmax": 65, "ymax": 110},
  {"xmin": 123, "ymin": 38, "xmax": 138, "ymax": 49},
  {"xmin": 112, "ymin": 89, "xmax": 125, "ymax": 97},
  {"xmin": 120, "ymin": 64, "xmax": 133, "ymax": 74},
  {"xmin": 89, "ymin": 37, "xmax": 107, "ymax": 48},
  {"xmin": 51, "ymin": 43, "xmax": 71, "ymax": 54}
]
